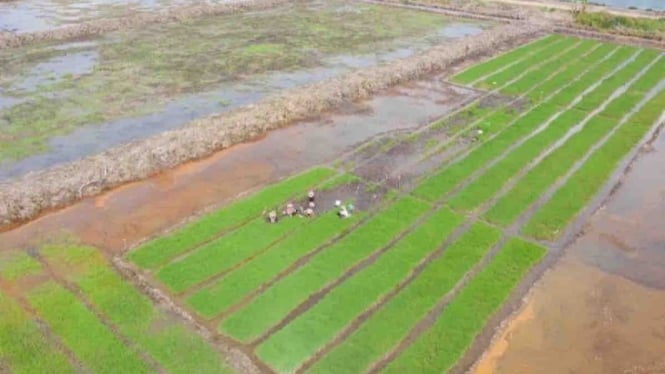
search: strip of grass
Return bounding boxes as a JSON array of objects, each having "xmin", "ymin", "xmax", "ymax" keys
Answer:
[
  {"xmin": 449, "ymin": 109, "xmax": 588, "ymax": 212},
  {"xmin": 574, "ymin": 11, "xmax": 665, "ymax": 41},
  {"xmin": 526, "ymin": 43, "xmax": 617, "ymax": 100},
  {"xmin": 383, "ymin": 238, "xmax": 546, "ymax": 374},
  {"xmin": 451, "ymin": 35, "xmax": 562, "ymax": 84},
  {"xmin": 26, "ymin": 282, "xmax": 152, "ymax": 374},
  {"xmin": 413, "ymin": 102, "xmax": 558, "ymax": 202},
  {"xmin": 307, "ymin": 222, "xmax": 501, "ymax": 374},
  {"xmin": 501, "ymin": 40, "xmax": 597, "ymax": 96},
  {"xmin": 478, "ymin": 37, "xmax": 580, "ymax": 88},
  {"xmin": 574, "ymin": 50, "xmax": 658, "ymax": 112},
  {"xmin": 0, "ymin": 291, "xmax": 75, "ymax": 374},
  {"xmin": 485, "ymin": 61, "xmax": 661, "ymax": 226},
  {"xmin": 630, "ymin": 57, "xmax": 665, "ymax": 93},
  {"xmin": 220, "ymin": 196, "xmax": 430, "ymax": 343},
  {"xmin": 256, "ymin": 208, "xmax": 464, "ymax": 373},
  {"xmin": 0, "ymin": 250, "xmax": 43, "ymax": 281},
  {"xmin": 186, "ymin": 211, "xmax": 365, "ymax": 319},
  {"xmin": 127, "ymin": 167, "xmax": 335, "ymax": 269},
  {"xmin": 156, "ymin": 216, "xmax": 305, "ymax": 292},
  {"xmin": 523, "ymin": 90, "xmax": 665, "ymax": 240},
  {"xmin": 42, "ymin": 245, "xmax": 232, "ymax": 374}
]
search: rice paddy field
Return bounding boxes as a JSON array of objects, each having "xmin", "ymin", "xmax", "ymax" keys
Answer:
[{"xmin": 1, "ymin": 3, "xmax": 664, "ymax": 371}]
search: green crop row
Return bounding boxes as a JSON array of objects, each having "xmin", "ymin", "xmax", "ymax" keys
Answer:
[
  {"xmin": 527, "ymin": 43, "xmax": 618, "ymax": 100},
  {"xmin": 187, "ymin": 211, "xmax": 365, "ymax": 319},
  {"xmin": 413, "ymin": 102, "xmax": 559, "ymax": 202},
  {"xmin": 0, "ymin": 291, "xmax": 75, "ymax": 374},
  {"xmin": 27, "ymin": 282, "xmax": 152, "ymax": 374},
  {"xmin": 448, "ymin": 109, "xmax": 588, "ymax": 212},
  {"xmin": 501, "ymin": 40, "xmax": 598, "ymax": 96},
  {"xmin": 630, "ymin": 57, "xmax": 665, "ymax": 93},
  {"xmin": 523, "ymin": 90, "xmax": 665, "ymax": 240},
  {"xmin": 485, "ymin": 58, "xmax": 662, "ymax": 226},
  {"xmin": 156, "ymin": 216, "xmax": 305, "ymax": 292},
  {"xmin": 547, "ymin": 46, "xmax": 636, "ymax": 106},
  {"xmin": 383, "ymin": 238, "xmax": 546, "ymax": 374},
  {"xmin": 574, "ymin": 50, "xmax": 659, "ymax": 112},
  {"xmin": 256, "ymin": 208, "xmax": 464, "ymax": 373},
  {"xmin": 42, "ymin": 245, "xmax": 232, "ymax": 374},
  {"xmin": 477, "ymin": 37, "xmax": 581, "ymax": 88},
  {"xmin": 220, "ymin": 196, "xmax": 431, "ymax": 343},
  {"xmin": 127, "ymin": 167, "xmax": 335, "ymax": 269},
  {"xmin": 0, "ymin": 250, "xmax": 43, "ymax": 281},
  {"xmin": 307, "ymin": 222, "xmax": 501, "ymax": 374},
  {"xmin": 451, "ymin": 34, "xmax": 562, "ymax": 84}
]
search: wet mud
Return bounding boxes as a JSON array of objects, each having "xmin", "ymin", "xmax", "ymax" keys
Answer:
[
  {"xmin": 0, "ymin": 78, "xmax": 475, "ymax": 255},
  {"xmin": 471, "ymin": 125, "xmax": 665, "ymax": 373}
]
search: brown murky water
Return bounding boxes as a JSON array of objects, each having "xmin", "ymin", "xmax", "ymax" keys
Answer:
[
  {"xmin": 473, "ymin": 128, "xmax": 665, "ymax": 374},
  {"xmin": 0, "ymin": 78, "xmax": 477, "ymax": 255}
]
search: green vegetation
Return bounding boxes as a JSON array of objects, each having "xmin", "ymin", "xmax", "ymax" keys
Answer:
[
  {"xmin": 574, "ymin": 11, "xmax": 665, "ymax": 41},
  {"xmin": 0, "ymin": 292, "xmax": 75, "ymax": 374},
  {"xmin": 524, "ymin": 90, "xmax": 665, "ymax": 240},
  {"xmin": 383, "ymin": 238, "xmax": 546, "ymax": 373},
  {"xmin": 27, "ymin": 282, "xmax": 152, "ymax": 374},
  {"xmin": 0, "ymin": 250, "xmax": 43, "ymax": 280},
  {"xmin": 220, "ymin": 196, "xmax": 430, "ymax": 343},
  {"xmin": 256, "ymin": 208, "xmax": 464, "ymax": 373},
  {"xmin": 451, "ymin": 34, "xmax": 562, "ymax": 84},
  {"xmin": 0, "ymin": 1, "xmax": 474, "ymax": 161},
  {"xmin": 308, "ymin": 223, "xmax": 501, "ymax": 374},
  {"xmin": 187, "ymin": 211, "xmax": 365, "ymax": 318},
  {"xmin": 128, "ymin": 167, "xmax": 334, "ymax": 269},
  {"xmin": 42, "ymin": 245, "xmax": 232, "ymax": 374}
]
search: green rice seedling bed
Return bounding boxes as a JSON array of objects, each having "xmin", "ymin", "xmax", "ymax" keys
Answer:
[
  {"xmin": 413, "ymin": 102, "xmax": 558, "ymax": 202},
  {"xmin": 156, "ymin": 216, "xmax": 305, "ymax": 292},
  {"xmin": 42, "ymin": 245, "xmax": 231, "ymax": 374},
  {"xmin": 26, "ymin": 282, "xmax": 151, "ymax": 374},
  {"xmin": 527, "ymin": 43, "xmax": 617, "ymax": 100},
  {"xmin": 574, "ymin": 50, "xmax": 659, "ymax": 112},
  {"xmin": 128, "ymin": 167, "xmax": 335, "ymax": 269},
  {"xmin": 187, "ymin": 211, "xmax": 366, "ymax": 319},
  {"xmin": 0, "ymin": 250, "xmax": 43, "ymax": 281},
  {"xmin": 477, "ymin": 37, "xmax": 580, "ymax": 88},
  {"xmin": 0, "ymin": 292, "xmax": 75, "ymax": 374},
  {"xmin": 256, "ymin": 208, "xmax": 464, "ymax": 373},
  {"xmin": 383, "ymin": 238, "xmax": 546, "ymax": 374},
  {"xmin": 547, "ymin": 47, "xmax": 636, "ymax": 107},
  {"xmin": 485, "ymin": 63, "xmax": 661, "ymax": 226},
  {"xmin": 220, "ymin": 196, "xmax": 430, "ymax": 343},
  {"xmin": 307, "ymin": 223, "xmax": 500, "ymax": 374},
  {"xmin": 448, "ymin": 109, "xmax": 588, "ymax": 212},
  {"xmin": 501, "ymin": 40, "xmax": 597, "ymax": 96},
  {"xmin": 523, "ymin": 90, "xmax": 665, "ymax": 240},
  {"xmin": 630, "ymin": 57, "xmax": 665, "ymax": 93},
  {"xmin": 451, "ymin": 35, "xmax": 562, "ymax": 84}
]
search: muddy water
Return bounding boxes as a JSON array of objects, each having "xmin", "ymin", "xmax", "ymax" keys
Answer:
[
  {"xmin": 0, "ymin": 0, "xmax": 236, "ymax": 33},
  {"xmin": 0, "ymin": 79, "xmax": 477, "ymax": 254},
  {"xmin": 0, "ymin": 22, "xmax": 484, "ymax": 181},
  {"xmin": 472, "ymin": 128, "xmax": 665, "ymax": 374}
]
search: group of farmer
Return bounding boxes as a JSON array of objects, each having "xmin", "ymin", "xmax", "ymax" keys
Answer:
[{"xmin": 266, "ymin": 190, "xmax": 354, "ymax": 223}]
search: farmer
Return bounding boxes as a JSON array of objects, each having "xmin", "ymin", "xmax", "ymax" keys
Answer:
[
  {"xmin": 284, "ymin": 203, "xmax": 297, "ymax": 217},
  {"xmin": 307, "ymin": 190, "xmax": 315, "ymax": 203},
  {"xmin": 267, "ymin": 210, "xmax": 278, "ymax": 223}
]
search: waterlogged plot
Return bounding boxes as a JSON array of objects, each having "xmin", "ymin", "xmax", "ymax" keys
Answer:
[
  {"xmin": 0, "ymin": 0, "xmax": 489, "ymax": 164},
  {"xmin": 0, "ymin": 247, "xmax": 233, "ymax": 374},
  {"xmin": 103, "ymin": 34, "xmax": 663, "ymax": 373}
]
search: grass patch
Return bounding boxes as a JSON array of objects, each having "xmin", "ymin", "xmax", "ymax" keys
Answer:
[
  {"xmin": 451, "ymin": 34, "xmax": 562, "ymax": 84},
  {"xmin": 220, "ymin": 196, "xmax": 431, "ymax": 343},
  {"xmin": 0, "ymin": 250, "xmax": 43, "ymax": 281},
  {"xmin": 523, "ymin": 90, "xmax": 665, "ymax": 240},
  {"xmin": 26, "ymin": 282, "xmax": 152, "ymax": 374},
  {"xmin": 0, "ymin": 292, "xmax": 75, "ymax": 374},
  {"xmin": 127, "ymin": 167, "xmax": 334, "ymax": 269},
  {"xmin": 383, "ymin": 237, "xmax": 546, "ymax": 374},
  {"xmin": 41, "ymin": 245, "xmax": 232, "ymax": 374},
  {"xmin": 574, "ymin": 11, "xmax": 665, "ymax": 41},
  {"xmin": 256, "ymin": 207, "xmax": 464, "ymax": 373},
  {"xmin": 187, "ymin": 211, "xmax": 365, "ymax": 319},
  {"xmin": 308, "ymin": 222, "xmax": 501, "ymax": 374}
]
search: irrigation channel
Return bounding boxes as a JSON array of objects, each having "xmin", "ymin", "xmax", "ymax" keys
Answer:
[{"xmin": 1, "ymin": 29, "xmax": 663, "ymax": 374}]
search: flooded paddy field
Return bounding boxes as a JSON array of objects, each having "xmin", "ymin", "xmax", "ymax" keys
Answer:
[
  {"xmin": 1, "ymin": 31, "xmax": 663, "ymax": 373},
  {"xmin": 0, "ymin": 0, "xmax": 490, "ymax": 180}
]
